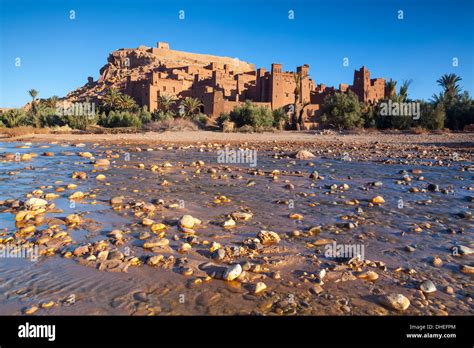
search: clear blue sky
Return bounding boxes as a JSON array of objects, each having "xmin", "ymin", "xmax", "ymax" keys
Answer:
[{"xmin": 1, "ymin": 0, "xmax": 473, "ymax": 107}]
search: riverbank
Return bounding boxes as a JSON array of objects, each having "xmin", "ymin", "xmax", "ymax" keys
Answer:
[
  {"xmin": 2, "ymin": 130, "xmax": 472, "ymax": 166},
  {"xmin": 2, "ymin": 130, "xmax": 473, "ymax": 148}
]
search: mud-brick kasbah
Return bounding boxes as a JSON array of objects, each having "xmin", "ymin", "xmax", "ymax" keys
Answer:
[{"xmin": 67, "ymin": 41, "xmax": 390, "ymax": 127}]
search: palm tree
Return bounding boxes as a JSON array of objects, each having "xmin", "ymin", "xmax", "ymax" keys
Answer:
[
  {"xmin": 158, "ymin": 94, "xmax": 175, "ymax": 113},
  {"xmin": 101, "ymin": 88, "xmax": 121, "ymax": 111},
  {"xmin": 292, "ymin": 72, "xmax": 302, "ymax": 129},
  {"xmin": 293, "ymin": 71, "xmax": 309, "ymax": 130},
  {"xmin": 28, "ymin": 89, "xmax": 38, "ymax": 101},
  {"xmin": 43, "ymin": 96, "xmax": 59, "ymax": 109},
  {"xmin": 399, "ymin": 79, "xmax": 412, "ymax": 101},
  {"xmin": 26, "ymin": 89, "xmax": 42, "ymax": 127},
  {"xmin": 430, "ymin": 92, "xmax": 445, "ymax": 105},
  {"xmin": 28, "ymin": 89, "xmax": 39, "ymax": 114},
  {"xmin": 102, "ymin": 89, "xmax": 137, "ymax": 112},
  {"xmin": 385, "ymin": 79, "xmax": 397, "ymax": 97},
  {"xmin": 119, "ymin": 94, "xmax": 138, "ymax": 111},
  {"xmin": 436, "ymin": 73, "xmax": 462, "ymax": 98},
  {"xmin": 180, "ymin": 97, "xmax": 203, "ymax": 118}
]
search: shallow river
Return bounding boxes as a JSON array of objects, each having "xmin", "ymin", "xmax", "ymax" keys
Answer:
[{"xmin": 0, "ymin": 141, "xmax": 472, "ymax": 315}]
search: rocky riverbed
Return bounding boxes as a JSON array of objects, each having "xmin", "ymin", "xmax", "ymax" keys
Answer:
[{"xmin": 0, "ymin": 138, "xmax": 472, "ymax": 315}]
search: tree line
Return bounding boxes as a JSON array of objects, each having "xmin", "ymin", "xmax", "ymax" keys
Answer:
[
  {"xmin": 0, "ymin": 89, "xmax": 208, "ymax": 130},
  {"xmin": 320, "ymin": 73, "xmax": 473, "ymax": 131},
  {"xmin": 1, "ymin": 73, "xmax": 472, "ymax": 132}
]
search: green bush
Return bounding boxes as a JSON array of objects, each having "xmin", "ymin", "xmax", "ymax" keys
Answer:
[
  {"xmin": 373, "ymin": 105, "xmax": 413, "ymax": 130},
  {"xmin": 444, "ymin": 92, "xmax": 474, "ymax": 130},
  {"xmin": 320, "ymin": 91, "xmax": 364, "ymax": 130},
  {"xmin": 418, "ymin": 102, "xmax": 445, "ymax": 130},
  {"xmin": 99, "ymin": 111, "xmax": 142, "ymax": 128},
  {"xmin": 362, "ymin": 105, "xmax": 377, "ymax": 128},
  {"xmin": 388, "ymin": 113, "xmax": 413, "ymax": 131},
  {"xmin": 193, "ymin": 113, "xmax": 208, "ymax": 126},
  {"xmin": 39, "ymin": 113, "xmax": 67, "ymax": 127},
  {"xmin": 152, "ymin": 110, "xmax": 175, "ymax": 122},
  {"xmin": 0, "ymin": 109, "xmax": 28, "ymax": 128},
  {"xmin": 230, "ymin": 102, "xmax": 274, "ymax": 128},
  {"xmin": 216, "ymin": 112, "xmax": 230, "ymax": 127},
  {"xmin": 138, "ymin": 107, "xmax": 152, "ymax": 124},
  {"xmin": 431, "ymin": 74, "xmax": 473, "ymax": 130},
  {"xmin": 272, "ymin": 108, "xmax": 288, "ymax": 129},
  {"xmin": 36, "ymin": 106, "xmax": 68, "ymax": 127},
  {"xmin": 66, "ymin": 114, "xmax": 98, "ymax": 130}
]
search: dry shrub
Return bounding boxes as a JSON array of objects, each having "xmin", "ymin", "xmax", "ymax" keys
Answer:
[
  {"xmin": 319, "ymin": 129, "xmax": 337, "ymax": 135},
  {"xmin": 236, "ymin": 125, "xmax": 255, "ymax": 133},
  {"xmin": 304, "ymin": 122, "xmax": 320, "ymax": 130},
  {"xmin": 360, "ymin": 127, "xmax": 379, "ymax": 134},
  {"xmin": 144, "ymin": 119, "xmax": 199, "ymax": 132},
  {"xmin": 1, "ymin": 126, "xmax": 51, "ymax": 137},
  {"xmin": 341, "ymin": 127, "xmax": 381, "ymax": 135},
  {"xmin": 89, "ymin": 126, "xmax": 140, "ymax": 134},
  {"xmin": 222, "ymin": 121, "xmax": 235, "ymax": 133},
  {"xmin": 235, "ymin": 125, "xmax": 276, "ymax": 133},
  {"xmin": 409, "ymin": 126, "xmax": 429, "ymax": 135},
  {"xmin": 51, "ymin": 125, "xmax": 73, "ymax": 134},
  {"xmin": 432, "ymin": 129, "xmax": 449, "ymax": 135},
  {"xmin": 385, "ymin": 129, "xmax": 402, "ymax": 134},
  {"xmin": 254, "ymin": 125, "xmax": 276, "ymax": 133}
]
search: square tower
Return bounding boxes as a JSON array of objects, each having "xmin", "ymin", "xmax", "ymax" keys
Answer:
[{"xmin": 157, "ymin": 42, "xmax": 170, "ymax": 49}]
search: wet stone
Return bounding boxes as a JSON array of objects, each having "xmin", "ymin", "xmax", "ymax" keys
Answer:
[
  {"xmin": 143, "ymin": 238, "xmax": 169, "ymax": 249},
  {"xmin": 212, "ymin": 248, "xmax": 226, "ymax": 260},
  {"xmin": 432, "ymin": 256, "xmax": 443, "ymax": 267},
  {"xmin": 110, "ymin": 196, "xmax": 125, "ymax": 205},
  {"xmin": 222, "ymin": 264, "xmax": 242, "ymax": 281},
  {"xmin": 455, "ymin": 245, "xmax": 473, "ymax": 256},
  {"xmin": 420, "ymin": 280, "xmax": 437, "ymax": 294},
  {"xmin": 456, "ymin": 211, "xmax": 472, "ymax": 219},
  {"xmin": 310, "ymin": 284, "xmax": 324, "ymax": 295},
  {"xmin": 460, "ymin": 265, "xmax": 474, "ymax": 275},
  {"xmin": 294, "ymin": 150, "xmax": 315, "ymax": 160},
  {"xmin": 253, "ymin": 282, "xmax": 267, "ymax": 294},
  {"xmin": 257, "ymin": 230, "xmax": 280, "ymax": 245},
  {"xmin": 133, "ymin": 292, "xmax": 148, "ymax": 302},
  {"xmin": 381, "ymin": 294, "xmax": 410, "ymax": 311}
]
